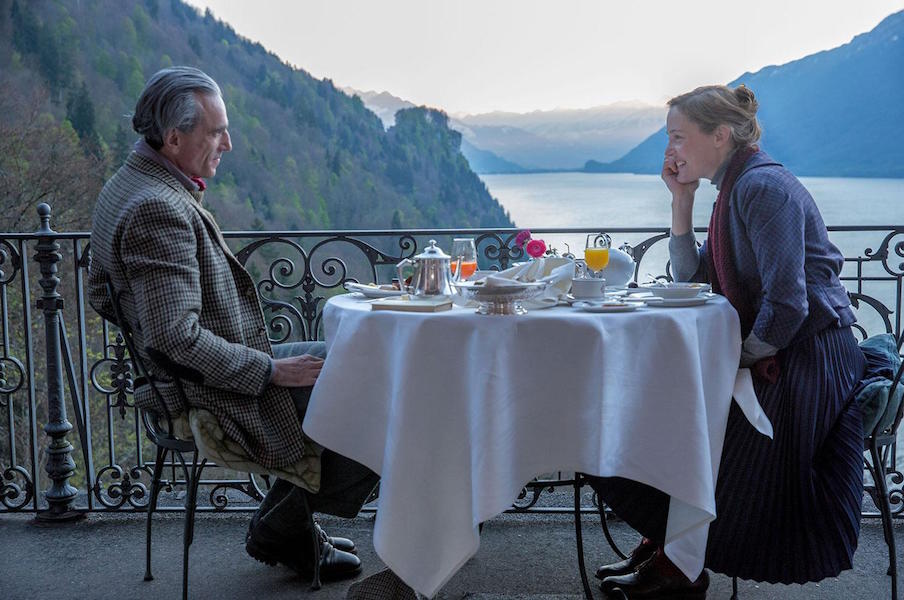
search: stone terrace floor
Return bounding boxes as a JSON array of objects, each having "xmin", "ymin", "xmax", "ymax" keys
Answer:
[{"xmin": 1, "ymin": 507, "xmax": 900, "ymax": 599}]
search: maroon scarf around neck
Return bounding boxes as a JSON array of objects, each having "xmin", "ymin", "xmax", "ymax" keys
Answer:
[
  {"xmin": 705, "ymin": 145, "xmax": 758, "ymax": 335},
  {"xmin": 704, "ymin": 145, "xmax": 779, "ymax": 383}
]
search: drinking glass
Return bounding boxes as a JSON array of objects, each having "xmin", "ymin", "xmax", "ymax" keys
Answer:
[
  {"xmin": 451, "ymin": 238, "xmax": 478, "ymax": 279},
  {"xmin": 584, "ymin": 233, "xmax": 611, "ymax": 277}
]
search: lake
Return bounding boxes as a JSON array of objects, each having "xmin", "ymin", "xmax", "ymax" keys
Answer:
[
  {"xmin": 480, "ymin": 172, "xmax": 904, "ymax": 230},
  {"xmin": 481, "ymin": 171, "xmax": 904, "ymax": 346}
]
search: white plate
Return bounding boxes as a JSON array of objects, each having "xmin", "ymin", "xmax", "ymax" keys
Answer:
[
  {"xmin": 642, "ymin": 282, "xmax": 711, "ymax": 300},
  {"xmin": 344, "ymin": 282, "xmax": 405, "ymax": 298},
  {"xmin": 573, "ymin": 301, "xmax": 639, "ymax": 313},
  {"xmin": 644, "ymin": 294, "xmax": 714, "ymax": 308}
]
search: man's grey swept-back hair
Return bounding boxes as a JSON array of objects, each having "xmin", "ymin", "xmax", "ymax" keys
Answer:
[{"xmin": 132, "ymin": 66, "xmax": 222, "ymax": 149}]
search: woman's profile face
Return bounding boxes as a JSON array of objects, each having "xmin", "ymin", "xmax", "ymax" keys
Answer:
[{"xmin": 665, "ymin": 107, "xmax": 725, "ymax": 183}]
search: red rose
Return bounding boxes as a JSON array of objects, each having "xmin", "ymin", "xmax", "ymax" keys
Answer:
[
  {"xmin": 526, "ymin": 239, "xmax": 547, "ymax": 258},
  {"xmin": 515, "ymin": 230, "xmax": 532, "ymax": 249}
]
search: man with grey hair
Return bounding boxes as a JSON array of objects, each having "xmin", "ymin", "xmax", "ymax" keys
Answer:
[{"xmin": 88, "ymin": 66, "xmax": 377, "ymax": 583}]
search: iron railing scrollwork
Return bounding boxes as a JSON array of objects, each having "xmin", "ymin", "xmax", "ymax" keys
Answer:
[
  {"xmin": 1, "ymin": 464, "xmax": 33, "ymax": 510},
  {"xmin": 89, "ymin": 333, "xmax": 135, "ymax": 420},
  {"xmin": 1, "ymin": 207, "xmax": 903, "ymax": 517}
]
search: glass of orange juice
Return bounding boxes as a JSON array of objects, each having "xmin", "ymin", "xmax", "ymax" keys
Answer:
[
  {"xmin": 584, "ymin": 233, "xmax": 611, "ymax": 277},
  {"xmin": 451, "ymin": 238, "xmax": 478, "ymax": 279}
]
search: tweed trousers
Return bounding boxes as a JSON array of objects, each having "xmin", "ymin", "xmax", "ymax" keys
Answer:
[{"xmin": 252, "ymin": 342, "xmax": 379, "ymax": 547}]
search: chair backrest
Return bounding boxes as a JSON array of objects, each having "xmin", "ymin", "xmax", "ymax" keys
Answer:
[
  {"xmin": 104, "ymin": 276, "xmax": 194, "ymax": 450},
  {"xmin": 878, "ymin": 349, "xmax": 904, "ymax": 443},
  {"xmin": 860, "ymin": 332, "xmax": 904, "ymax": 444}
]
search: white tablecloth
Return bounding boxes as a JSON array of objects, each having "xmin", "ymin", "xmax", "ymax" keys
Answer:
[{"xmin": 304, "ymin": 294, "xmax": 766, "ymax": 597}]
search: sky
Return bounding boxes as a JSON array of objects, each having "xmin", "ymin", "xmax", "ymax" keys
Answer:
[{"xmin": 185, "ymin": 0, "xmax": 904, "ymax": 115}]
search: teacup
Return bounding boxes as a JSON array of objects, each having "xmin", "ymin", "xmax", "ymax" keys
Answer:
[{"xmin": 571, "ymin": 277, "xmax": 606, "ymax": 300}]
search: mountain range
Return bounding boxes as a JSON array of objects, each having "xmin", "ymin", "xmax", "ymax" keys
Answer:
[
  {"xmin": 454, "ymin": 102, "xmax": 666, "ymax": 171},
  {"xmin": 350, "ymin": 88, "xmax": 665, "ymax": 173},
  {"xmin": 586, "ymin": 10, "xmax": 904, "ymax": 178},
  {"xmin": 354, "ymin": 11, "xmax": 904, "ymax": 179}
]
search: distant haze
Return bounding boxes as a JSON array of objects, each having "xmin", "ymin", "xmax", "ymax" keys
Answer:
[
  {"xmin": 186, "ymin": 0, "xmax": 904, "ymax": 113},
  {"xmin": 349, "ymin": 89, "xmax": 666, "ymax": 169},
  {"xmin": 453, "ymin": 102, "xmax": 667, "ymax": 168}
]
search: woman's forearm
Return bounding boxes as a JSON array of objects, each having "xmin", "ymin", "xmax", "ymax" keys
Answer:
[{"xmin": 671, "ymin": 193, "xmax": 695, "ymax": 236}]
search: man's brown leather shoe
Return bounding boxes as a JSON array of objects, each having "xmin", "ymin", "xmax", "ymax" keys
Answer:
[
  {"xmin": 595, "ymin": 537, "xmax": 658, "ymax": 580},
  {"xmin": 600, "ymin": 549, "xmax": 709, "ymax": 599},
  {"xmin": 246, "ymin": 519, "xmax": 357, "ymax": 555},
  {"xmin": 246, "ymin": 529, "xmax": 362, "ymax": 581},
  {"xmin": 305, "ymin": 541, "xmax": 362, "ymax": 581},
  {"xmin": 315, "ymin": 522, "xmax": 357, "ymax": 555}
]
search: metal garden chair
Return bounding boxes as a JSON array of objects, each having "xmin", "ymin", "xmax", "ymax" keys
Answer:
[
  {"xmin": 571, "ymin": 472, "xmax": 628, "ymax": 599},
  {"xmin": 104, "ymin": 278, "xmax": 322, "ymax": 599},
  {"xmin": 862, "ymin": 345, "xmax": 904, "ymax": 600}
]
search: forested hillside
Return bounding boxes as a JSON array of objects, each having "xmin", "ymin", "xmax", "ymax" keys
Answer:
[{"xmin": 0, "ymin": 0, "xmax": 513, "ymax": 231}]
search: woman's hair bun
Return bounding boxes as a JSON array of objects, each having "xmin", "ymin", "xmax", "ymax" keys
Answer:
[{"xmin": 734, "ymin": 85, "xmax": 758, "ymax": 113}]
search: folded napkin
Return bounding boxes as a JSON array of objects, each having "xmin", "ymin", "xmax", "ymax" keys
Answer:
[
  {"xmin": 482, "ymin": 257, "xmax": 574, "ymax": 309},
  {"xmin": 733, "ymin": 368, "xmax": 773, "ymax": 438}
]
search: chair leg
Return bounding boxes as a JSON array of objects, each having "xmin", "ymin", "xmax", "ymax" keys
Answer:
[
  {"xmin": 301, "ymin": 491, "xmax": 321, "ymax": 591},
  {"xmin": 144, "ymin": 445, "xmax": 167, "ymax": 582},
  {"xmin": 597, "ymin": 501, "xmax": 627, "ymax": 561},
  {"xmin": 573, "ymin": 473, "xmax": 594, "ymax": 600},
  {"xmin": 870, "ymin": 443, "xmax": 898, "ymax": 600},
  {"xmin": 180, "ymin": 450, "xmax": 206, "ymax": 600},
  {"xmin": 731, "ymin": 575, "xmax": 739, "ymax": 599}
]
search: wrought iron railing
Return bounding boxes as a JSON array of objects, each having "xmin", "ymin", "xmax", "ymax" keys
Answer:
[{"xmin": 1, "ymin": 204, "xmax": 903, "ymax": 517}]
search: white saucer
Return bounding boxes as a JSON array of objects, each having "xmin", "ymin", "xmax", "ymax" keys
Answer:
[
  {"xmin": 573, "ymin": 301, "xmax": 639, "ymax": 313},
  {"xmin": 644, "ymin": 294, "xmax": 713, "ymax": 308},
  {"xmin": 566, "ymin": 294, "xmax": 607, "ymax": 305}
]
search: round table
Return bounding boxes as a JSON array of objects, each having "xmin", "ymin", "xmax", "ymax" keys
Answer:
[{"xmin": 304, "ymin": 293, "xmax": 764, "ymax": 597}]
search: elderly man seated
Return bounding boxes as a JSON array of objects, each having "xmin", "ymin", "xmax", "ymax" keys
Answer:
[{"xmin": 87, "ymin": 66, "xmax": 378, "ymax": 582}]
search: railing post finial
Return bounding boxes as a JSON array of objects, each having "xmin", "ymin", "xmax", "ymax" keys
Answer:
[{"xmin": 37, "ymin": 202, "xmax": 52, "ymax": 234}]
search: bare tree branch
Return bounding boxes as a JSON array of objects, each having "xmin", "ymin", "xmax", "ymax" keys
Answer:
[{"xmin": 0, "ymin": 74, "xmax": 107, "ymax": 232}]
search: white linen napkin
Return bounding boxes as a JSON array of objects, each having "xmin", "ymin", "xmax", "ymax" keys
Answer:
[
  {"xmin": 483, "ymin": 257, "xmax": 574, "ymax": 309},
  {"xmin": 732, "ymin": 368, "xmax": 773, "ymax": 437}
]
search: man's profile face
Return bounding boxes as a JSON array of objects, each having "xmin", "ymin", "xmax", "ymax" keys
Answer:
[{"xmin": 164, "ymin": 93, "xmax": 232, "ymax": 179}]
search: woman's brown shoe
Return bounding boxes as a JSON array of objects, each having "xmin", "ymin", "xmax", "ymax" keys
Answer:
[{"xmin": 594, "ymin": 537, "xmax": 658, "ymax": 581}]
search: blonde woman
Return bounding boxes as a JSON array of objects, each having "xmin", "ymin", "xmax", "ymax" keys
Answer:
[{"xmin": 589, "ymin": 85, "xmax": 866, "ymax": 598}]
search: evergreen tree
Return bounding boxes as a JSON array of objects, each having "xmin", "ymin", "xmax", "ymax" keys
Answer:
[
  {"xmin": 188, "ymin": 33, "xmax": 202, "ymax": 57},
  {"xmin": 144, "ymin": 0, "xmax": 159, "ymax": 20},
  {"xmin": 66, "ymin": 82, "xmax": 97, "ymax": 141},
  {"xmin": 10, "ymin": 0, "xmax": 39, "ymax": 55},
  {"xmin": 112, "ymin": 123, "xmax": 133, "ymax": 166}
]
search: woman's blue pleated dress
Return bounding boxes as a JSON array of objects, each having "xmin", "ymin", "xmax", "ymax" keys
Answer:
[
  {"xmin": 590, "ymin": 324, "xmax": 867, "ymax": 584},
  {"xmin": 704, "ymin": 325, "xmax": 866, "ymax": 583}
]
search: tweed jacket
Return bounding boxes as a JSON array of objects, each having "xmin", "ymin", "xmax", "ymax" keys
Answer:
[{"xmin": 88, "ymin": 152, "xmax": 315, "ymax": 472}]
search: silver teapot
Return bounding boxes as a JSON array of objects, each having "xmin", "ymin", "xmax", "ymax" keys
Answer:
[{"xmin": 396, "ymin": 240, "xmax": 455, "ymax": 296}]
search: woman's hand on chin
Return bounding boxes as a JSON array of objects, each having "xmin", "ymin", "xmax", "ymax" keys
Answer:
[{"xmin": 661, "ymin": 156, "xmax": 699, "ymax": 200}]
